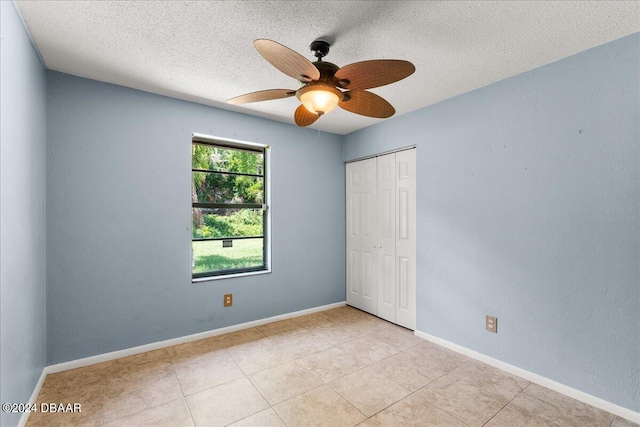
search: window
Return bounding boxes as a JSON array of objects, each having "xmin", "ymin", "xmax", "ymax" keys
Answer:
[{"xmin": 191, "ymin": 134, "xmax": 269, "ymax": 280}]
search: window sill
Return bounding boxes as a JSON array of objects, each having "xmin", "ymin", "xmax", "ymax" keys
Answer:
[{"xmin": 192, "ymin": 268, "xmax": 271, "ymax": 283}]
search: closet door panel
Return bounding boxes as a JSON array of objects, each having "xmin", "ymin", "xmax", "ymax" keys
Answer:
[
  {"xmin": 346, "ymin": 158, "xmax": 377, "ymax": 314},
  {"xmin": 359, "ymin": 158, "xmax": 378, "ymax": 314},
  {"xmin": 345, "ymin": 163, "xmax": 362, "ymax": 308},
  {"xmin": 377, "ymin": 153, "xmax": 396, "ymax": 323},
  {"xmin": 395, "ymin": 149, "xmax": 416, "ymax": 329}
]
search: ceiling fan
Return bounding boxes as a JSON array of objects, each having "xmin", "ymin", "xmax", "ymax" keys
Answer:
[{"xmin": 227, "ymin": 39, "xmax": 415, "ymax": 127}]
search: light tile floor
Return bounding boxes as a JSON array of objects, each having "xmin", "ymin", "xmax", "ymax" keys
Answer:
[{"xmin": 26, "ymin": 306, "xmax": 637, "ymax": 427}]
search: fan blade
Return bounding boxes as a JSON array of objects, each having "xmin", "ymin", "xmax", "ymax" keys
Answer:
[
  {"xmin": 227, "ymin": 89, "xmax": 296, "ymax": 105},
  {"xmin": 254, "ymin": 39, "xmax": 320, "ymax": 82},
  {"xmin": 339, "ymin": 90, "xmax": 395, "ymax": 118},
  {"xmin": 335, "ymin": 60, "xmax": 415, "ymax": 90},
  {"xmin": 294, "ymin": 104, "xmax": 320, "ymax": 127}
]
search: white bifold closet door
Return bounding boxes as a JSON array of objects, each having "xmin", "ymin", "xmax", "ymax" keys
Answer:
[
  {"xmin": 346, "ymin": 157, "xmax": 378, "ymax": 315},
  {"xmin": 376, "ymin": 153, "xmax": 396, "ymax": 323},
  {"xmin": 346, "ymin": 149, "xmax": 416, "ymax": 330}
]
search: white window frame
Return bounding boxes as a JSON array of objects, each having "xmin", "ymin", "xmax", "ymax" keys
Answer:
[{"xmin": 191, "ymin": 133, "xmax": 271, "ymax": 282}]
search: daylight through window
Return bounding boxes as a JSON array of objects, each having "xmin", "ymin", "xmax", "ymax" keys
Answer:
[{"xmin": 192, "ymin": 135, "xmax": 268, "ymax": 279}]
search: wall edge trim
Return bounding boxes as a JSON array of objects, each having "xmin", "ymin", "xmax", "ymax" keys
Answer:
[{"xmin": 414, "ymin": 329, "xmax": 640, "ymax": 424}]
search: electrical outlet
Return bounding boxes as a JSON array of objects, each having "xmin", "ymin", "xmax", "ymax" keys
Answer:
[
  {"xmin": 224, "ymin": 294, "xmax": 233, "ymax": 307},
  {"xmin": 486, "ymin": 315, "xmax": 497, "ymax": 333}
]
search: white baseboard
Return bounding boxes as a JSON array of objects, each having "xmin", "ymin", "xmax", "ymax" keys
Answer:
[
  {"xmin": 18, "ymin": 301, "xmax": 345, "ymax": 425},
  {"xmin": 414, "ymin": 329, "xmax": 640, "ymax": 424},
  {"xmin": 45, "ymin": 301, "xmax": 346, "ymax": 374},
  {"xmin": 17, "ymin": 369, "xmax": 47, "ymax": 427}
]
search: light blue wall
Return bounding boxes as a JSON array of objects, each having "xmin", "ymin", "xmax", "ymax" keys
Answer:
[
  {"xmin": 11, "ymin": 12, "xmax": 637, "ymax": 415},
  {"xmin": 0, "ymin": 2, "xmax": 47, "ymax": 426},
  {"xmin": 45, "ymin": 72, "xmax": 345, "ymax": 364},
  {"xmin": 344, "ymin": 33, "xmax": 639, "ymax": 411}
]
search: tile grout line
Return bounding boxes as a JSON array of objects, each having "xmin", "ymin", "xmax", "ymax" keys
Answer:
[
  {"xmin": 100, "ymin": 352, "xmax": 181, "ymax": 424},
  {"xmin": 250, "ymin": 320, "xmax": 389, "ymax": 424},
  {"xmin": 245, "ymin": 372, "xmax": 273, "ymax": 407},
  {"xmin": 279, "ymin": 321, "xmax": 430, "ymax": 422},
  {"xmin": 308, "ymin": 328, "xmax": 422, "ymax": 386},
  {"xmin": 168, "ymin": 359, "xmax": 198, "ymax": 427},
  {"xmin": 246, "ymin": 319, "xmax": 371, "ymax": 426},
  {"xmin": 479, "ymin": 381, "xmax": 531, "ymax": 427},
  {"xmin": 230, "ymin": 321, "xmax": 372, "ymax": 378},
  {"xmin": 250, "ymin": 314, "xmax": 350, "ymax": 426},
  {"xmin": 319, "ymin": 381, "xmax": 370, "ymax": 421},
  {"xmin": 183, "ymin": 399, "xmax": 197, "ymax": 427},
  {"xmin": 392, "ymin": 360, "xmax": 483, "ymax": 427},
  {"xmin": 271, "ymin": 381, "xmax": 367, "ymax": 426},
  {"xmin": 102, "ymin": 396, "xmax": 187, "ymax": 426},
  {"xmin": 168, "ymin": 337, "xmax": 266, "ymax": 426},
  {"xmin": 271, "ymin": 408, "xmax": 288, "ymax": 427},
  {"xmin": 363, "ymin": 362, "xmax": 476, "ymax": 427}
]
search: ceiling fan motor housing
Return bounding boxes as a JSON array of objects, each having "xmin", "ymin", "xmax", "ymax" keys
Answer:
[{"xmin": 313, "ymin": 61, "xmax": 340, "ymax": 82}]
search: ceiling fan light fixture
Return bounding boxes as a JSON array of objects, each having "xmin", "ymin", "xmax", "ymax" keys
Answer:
[
  {"xmin": 230, "ymin": 39, "xmax": 415, "ymax": 127},
  {"xmin": 297, "ymin": 84, "xmax": 342, "ymax": 116}
]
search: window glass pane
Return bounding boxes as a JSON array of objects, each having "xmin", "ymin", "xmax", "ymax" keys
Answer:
[
  {"xmin": 192, "ymin": 172, "xmax": 263, "ymax": 204},
  {"xmin": 192, "ymin": 208, "xmax": 263, "ymax": 239},
  {"xmin": 192, "ymin": 144, "xmax": 263, "ymax": 175},
  {"xmin": 193, "ymin": 238, "xmax": 264, "ymax": 274}
]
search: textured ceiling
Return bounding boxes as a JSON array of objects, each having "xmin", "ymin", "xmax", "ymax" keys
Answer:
[{"xmin": 15, "ymin": 1, "xmax": 640, "ymax": 135}]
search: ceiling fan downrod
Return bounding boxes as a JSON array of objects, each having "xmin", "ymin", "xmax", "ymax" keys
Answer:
[{"xmin": 310, "ymin": 40, "xmax": 330, "ymax": 61}]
